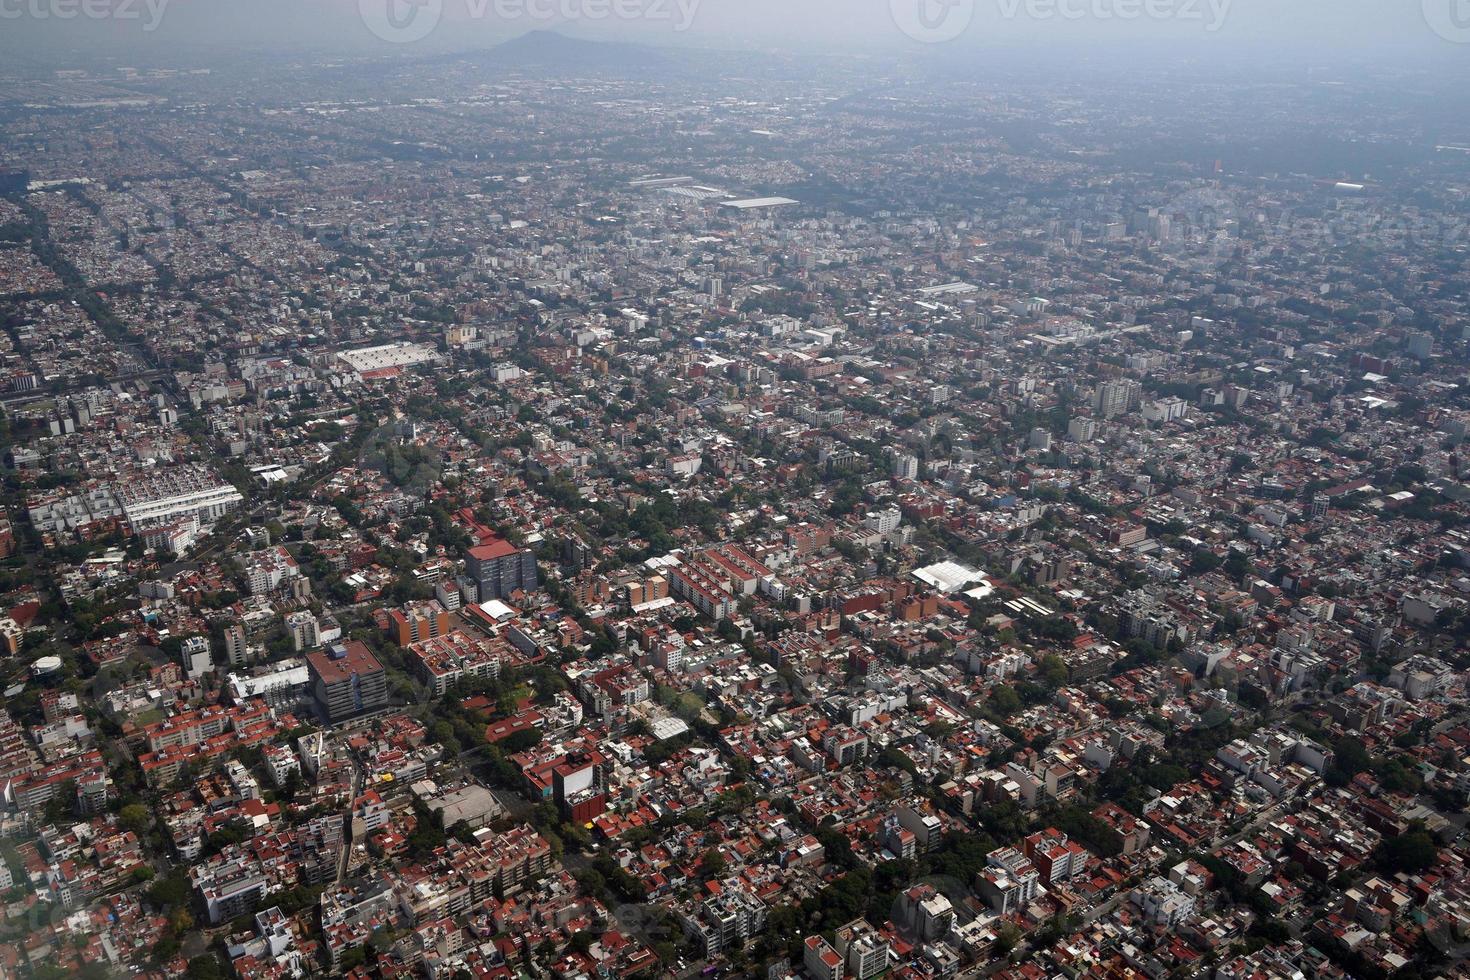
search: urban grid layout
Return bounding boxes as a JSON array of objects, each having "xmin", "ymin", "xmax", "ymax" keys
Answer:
[{"xmin": 0, "ymin": 8, "xmax": 1468, "ymax": 980}]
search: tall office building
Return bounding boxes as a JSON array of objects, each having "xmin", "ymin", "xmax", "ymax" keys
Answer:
[
  {"xmin": 307, "ymin": 642, "xmax": 388, "ymax": 723},
  {"xmin": 466, "ymin": 538, "xmax": 538, "ymax": 601}
]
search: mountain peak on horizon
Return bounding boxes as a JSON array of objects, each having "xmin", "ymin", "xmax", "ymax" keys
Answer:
[{"xmin": 472, "ymin": 26, "xmax": 673, "ymax": 73}]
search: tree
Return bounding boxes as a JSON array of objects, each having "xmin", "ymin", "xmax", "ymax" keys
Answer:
[
  {"xmin": 1374, "ymin": 824, "xmax": 1438, "ymax": 874},
  {"xmin": 153, "ymin": 934, "xmax": 180, "ymax": 965},
  {"xmin": 431, "ymin": 720, "xmax": 461, "ymax": 754},
  {"xmin": 119, "ymin": 802, "xmax": 150, "ymax": 835},
  {"xmin": 337, "ymin": 947, "xmax": 368, "ymax": 970},
  {"xmin": 1325, "ymin": 735, "xmax": 1373, "ymax": 786},
  {"xmin": 1039, "ymin": 654, "xmax": 1069, "ymax": 688},
  {"xmin": 148, "ymin": 869, "xmax": 191, "ymax": 909},
  {"xmin": 1190, "ymin": 549, "xmax": 1223, "ymax": 574},
  {"xmin": 169, "ymin": 907, "xmax": 195, "ymax": 935},
  {"xmin": 989, "ymin": 685, "xmax": 1022, "ymax": 717},
  {"xmin": 187, "ymin": 955, "xmax": 224, "ymax": 980},
  {"xmin": 44, "ymin": 779, "xmax": 77, "ymax": 824},
  {"xmin": 699, "ymin": 847, "xmax": 727, "ymax": 880},
  {"xmin": 1250, "ymin": 915, "xmax": 1291, "ymax": 945}
]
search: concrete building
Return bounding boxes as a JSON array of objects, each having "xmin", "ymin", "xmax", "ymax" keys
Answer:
[
  {"xmin": 1094, "ymin": 379, "xmax": 1142, "ymax": 419},
  {"xmin": 466, "ymin": 539, "xmax": 538, "ymax": 601},
  {"xmin": 834, "ymin": 919, "xmax": 890, "ymax": 980},
  {"xmin": 409, "ymin": 630, "xmax": 503, "ymax": 698},
  {"xmin": 1067, "ymin": 417, "xmax": 1097, "ymax": 442},
  {"xmin": 804, "ymin": 935, "xmax": 844, "ymax": 980},
  {"xmin": 863, "ymin": 506, "xmax": 903, "ymax": 535},
  {"xmin": 285, "ymin": 611, "xmax": 320, "ymax": 652},
  {"xmin": 668, "ymin": 563, "xmax": 738, "ymax": 620},
  {"xmin": 388, "ymin": 600, "xmax": 451, "ymax": 646},
  {"xmin": 425, "ymin": 784, "xmax": 505, "ymax": 831},
  {"xmin": 244, "ymin": 546, "xmax": 300, "ymax": 596},
  {"xmin": 193, "ymin": 859, "xmax": 268, "ymax": 924},
  {"xmin": 181, "ymin": 635, "xmax": 212, "ymax": 680},
  {"xmin": 307, "ymin": 642, "xmax": 388, "ymax": 723},
  {"xmin": 976, "ymin": 847, "xmax": 1041, "ymax": 915},
  {"xmin": 896, "ymin": 884, "xmax": 953, "ymax": 942},
  {"xmin": 222, "ymin": 623, "xmax": 250, "ymax": 667},
  {"xmin": 335, "ymin": 341, "xmax": 443, "ymax": 377},
  {"xmin": 895, "ymin": 805, "xmax": 943, "ymax": 854},
  {"xmin": 227, "ymin": 662, "xmax": 310, "ymax": 710},
  {"xmin": 1022, "ymin": 828, "xmax": 1090, "ymax": 885},
  {"xmin": 1132, "ymin": 876, "xmax": 1196, "ymax": 927},
  {"xmin": 115, "ymin": 465, "xmax": 245, "ymax": 534},
  {"xmin": 1142, "ymin": 396, "xmax": 1190, "ymax": 424},
  {"xmin": 685, "ymin": 887, "xmax": 768, "ymax": 957}
]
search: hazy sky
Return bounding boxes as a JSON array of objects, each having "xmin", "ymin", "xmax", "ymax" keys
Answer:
[{"xmin": 1, "ymin": 0, "xmax": 1467, "ymax": 64}]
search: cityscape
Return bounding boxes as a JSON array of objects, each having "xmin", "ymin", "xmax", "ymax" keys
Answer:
[{"xmin": 0, "ymin": 5, "xmax": 1468, "ymax": 980}]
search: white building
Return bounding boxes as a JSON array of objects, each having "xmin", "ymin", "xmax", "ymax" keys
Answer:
[
  {"xmin": 1387, "ymin": 655, "xmax": 1455, "ymax": 699},
  {"xmin": 1095, "ymin": 379, "xmax": 1141, "ymax": 419},
  {"xmin": 25, "ymin": 465, "xmax": 239, "ymax": 538},
  {"xmin": 335, "ymin": 341, "xmax": 443, "ymax": 377},
  {"xmin": 976, "ymin": 847, "xmax": 1040, "ymax": 915},
  {"xmin": 244, "ymin": 547, "xmax": 301, "ymax": 596},
  {"xmin": 863, "ymin": 507, "xmax": 903, "ymax": 535},
  {"xmin": 227, "ymin": 661, "xmax": 310, "ymax": 709},
  {"xmin": 285, "ymin": 611, "xmax": 320, "ymax": 652},
  {"xmin": 263, "ymin": 744, "xmax": 301, "ymax": 787},
  {"xmin": 181, "ymin": 635, "xmax": 212, "ymax": 680},
  {"xmin": 1132, "ymin": 876, "xmax": 1195, "ymax": 926},
  {"xmin": 1142, "ymin": 397, "xmax": 1190, "ymax": 424},
  {"xmin": 116, "ymin": 465, "xmax": 245, "ymax": 534}
]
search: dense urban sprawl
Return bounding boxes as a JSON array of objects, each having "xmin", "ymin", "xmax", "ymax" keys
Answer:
[{"xmin": 0, "ymin": 35, "xmax": 1467, "ymax": 980}]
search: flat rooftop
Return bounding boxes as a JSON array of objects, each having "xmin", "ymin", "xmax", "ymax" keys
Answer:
[
  {"xmin": 306, "ymin": 641, "xmax": 383, "ymax": 685},
  {"xmin": 721, "ymin": 197, "xmax": 799, "ymax": 210}
]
